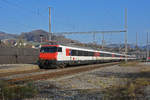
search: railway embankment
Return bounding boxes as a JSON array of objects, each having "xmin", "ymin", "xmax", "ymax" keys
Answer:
[
  {"xmin": 34, "ymin": 62, "xmax": 150, "ymax": 100},
  {"xmin": 0, "ymin": 62, "xmax": 150, "ymax": 100}
]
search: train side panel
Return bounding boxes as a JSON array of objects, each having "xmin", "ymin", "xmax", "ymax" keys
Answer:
[{"xmin": 38, "ymin": 44, "xmax": 136, "ymax": 68}]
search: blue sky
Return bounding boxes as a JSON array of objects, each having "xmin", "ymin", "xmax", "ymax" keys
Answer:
[{"xmin": 0, "ymin": 0, "xmax": 150, "ymax": 45}]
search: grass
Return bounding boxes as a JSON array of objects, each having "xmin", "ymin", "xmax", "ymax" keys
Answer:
[
  {"xmin": 0, "ymin": 81, "xmax": 38, "ymax": 100},
  {"xmin": 102, "ymin": 61, "xmax": 150, "ymax": 100},
  {"xmin": 119, "ymin": 61, "xmax": 139, "ymax": 67},
  {"xmin": 102, "ymin": 78, "xmax": 150, "ymax": 100},
  {"xmin": 141, "ymin": 67, "xmax": 150, "ymax": 72}
]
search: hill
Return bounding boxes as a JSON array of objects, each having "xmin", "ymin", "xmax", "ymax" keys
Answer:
[
  {"xmin": 0, "ymin": 29, "xmax": 148, "ymax": 51},
  {"xmin": 20, "ymin": 29, "xmax": 80, "ymax": 44},
  {"xmin": 0, "ymin": 31, "xmax": 18, "ymax": 40}
]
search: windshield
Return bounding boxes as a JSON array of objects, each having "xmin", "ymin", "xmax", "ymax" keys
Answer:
[{"xmin": 40, "ymin": 47, "xmax": 57, "ymax": 53}]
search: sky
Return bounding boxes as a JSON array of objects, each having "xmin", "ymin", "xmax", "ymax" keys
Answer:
[{"xmin": 0, "ymin": 0, "xmax": 150, "ymax": 45}]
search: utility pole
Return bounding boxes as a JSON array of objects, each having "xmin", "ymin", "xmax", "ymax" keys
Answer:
[
  {"xmin": 93, "ymin": 33, "xmax": 96, "ymax": 44},
  {"xmin": 40, "ymin": 35, "xmax": 44, "ymax": 43},
  {"xmin": 102, "ymin": 33, "xmax": 104, "ymax": 49},
  {"xmin": 135, "ymin": 32, "xmax": 138, "ymax": 59},
  {"xmin": 49, "ymin": 7, "xmax": 52, "ymax": 41},
  {"xmin": 119, "ymin": 41, "xmax": 121, "ymax": 53},
  {"xmin": 136, "ymin": 32, "xmax": 138, "ymax": 49},
  {"xmin": 147, "ymin": 32, "xmax": 149, "ymax": 62},
  {"xmin": 125, "ymin": 8, "xmax": 128, "ymax": 62}
]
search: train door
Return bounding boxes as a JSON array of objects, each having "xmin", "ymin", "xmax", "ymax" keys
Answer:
[
  {"xmin": 66, "ymin": 48, "xmax": 71, "ymax": 61},
  {"xmin": 57, "ymin": 47, "xmax": 63, "ymax": 61},
  {"xmin": 100, "ymin": 52, "xmax": 105, "ymax": 62},
  {"xmin": 95, "ymin": 52, "xmax": 100, "ymax": 61}
]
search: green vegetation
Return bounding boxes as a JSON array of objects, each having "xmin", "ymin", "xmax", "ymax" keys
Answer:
[
  {"xmin": 102, "ymin": 78, "xmax": 150, "ymax": 100},
  {"xmin": 119, "ymin": 61, "xmax": 139, "ymax": 67},
  {"xmin": 0, "ymin": 81, "xmax": 38, "ymax": 100}
]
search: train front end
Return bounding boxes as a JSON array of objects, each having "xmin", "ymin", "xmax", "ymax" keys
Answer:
[{"xmin": 38, "ymin": 45, "xmax": 59, "ymax": 68}]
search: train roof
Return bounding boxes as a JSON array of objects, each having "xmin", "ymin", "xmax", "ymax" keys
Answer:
[
  {"xmin": 58, "ymin": 44, "xmax": 127, "ymax": 56},
  {"xmin": 41, "ymin": 44, "xmax": 131, "ymax": 56}
]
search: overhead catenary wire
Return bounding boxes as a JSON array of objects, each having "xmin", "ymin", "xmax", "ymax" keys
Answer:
[
  {"xmin": 54, "ymin": 30, "xmax": 126, "ymax": 35},
  {"xmin": 0, "ymin": 0, "xmax": 129, "ymax": 48}
]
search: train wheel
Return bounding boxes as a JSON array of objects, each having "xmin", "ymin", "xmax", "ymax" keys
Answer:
[
  {"xmin": 38, "ymin": 63, "xmax": 44, "ymax": 69},
  {"xmin": 58, "ymin": 63, "xmax": 66, "ymax": 68},
  {"xmin": 39, "ymin": 64, "xmax": 44, "ymax": 69},
  {"xmin": 56, "ymin": 65, "xmax": 61, "ymax": 69}
]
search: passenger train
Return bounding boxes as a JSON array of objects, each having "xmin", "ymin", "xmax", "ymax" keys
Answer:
[{"xmin": 38, "ymin": 44, "xmax": 135, "ymax": 68}]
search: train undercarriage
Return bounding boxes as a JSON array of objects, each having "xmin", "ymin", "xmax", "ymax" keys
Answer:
[{"xmin": 38, "ymin": 59, "xmax": 122, "ymax": 69}]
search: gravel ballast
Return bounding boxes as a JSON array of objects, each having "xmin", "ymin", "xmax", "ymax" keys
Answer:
[{"xmin": 32, "ymin": 62, "xmax": 150, "ymax": 100}]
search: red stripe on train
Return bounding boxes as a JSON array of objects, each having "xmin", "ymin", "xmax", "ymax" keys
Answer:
[{"xmin": 66, "ymin": 48, "xmax": 70, "ymax": 56}]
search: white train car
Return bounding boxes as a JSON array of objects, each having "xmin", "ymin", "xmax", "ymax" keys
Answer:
[{"xmin": 38, "ymin": 44, "xmax": 135, "ymax": 68}]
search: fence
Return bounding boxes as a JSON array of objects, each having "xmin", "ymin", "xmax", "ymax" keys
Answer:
[{"xmin": 0, "ymin": 48, "xmax": 39, "ymax": 64}]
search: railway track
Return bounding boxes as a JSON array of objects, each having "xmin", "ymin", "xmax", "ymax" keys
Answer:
[{"xmin": 3, "ymin": 62, "xmax": 119, "ymax": 85}]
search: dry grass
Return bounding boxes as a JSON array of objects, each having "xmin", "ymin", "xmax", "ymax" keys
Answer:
[
  {"xmin": 141, "ymin": 67, "xmax": 150, "ymax": 72},
  {"xmin": 101, "ymin": 62, "xmax": 150, "ymax": 100},
  {"xmin": 0, "ymin": 80, "xmax": 38, "ymax": 100},
  {"xmin": 0, "ymin": 65, "xmax": 39, "ymax": 74},
  {"xmin": 119, "ymin": 61, "xmax": 139, "ymax": 67},
  {"xmin": 103, "ymin": 78, "xmax": 150, "ymax": 100}
]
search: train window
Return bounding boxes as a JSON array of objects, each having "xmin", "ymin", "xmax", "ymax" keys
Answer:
[
  {"xmin": 103, "ymin": 53, "xmax": 106, "ymax": 57},
  {"xmin": 116, "ymin": 55, "xmax": 120, "ymax": 57},
  {"xmin": 69, "ymin": 50, "xmax": 96, "ymax": 56},
  {"xmin": 100, "ymin": 53, "xmax": 104, "ymax": 57},
  {"xmin": 83, "ymin": 51, "xmax": 87, "ymax": 56},
  {"xmin": 71, "ymin": 50, "xmax": 78, "ymax": 56},
  {"xmin": 88, "ymin": 52, "xmax": 91, "ymax": 56},
  {"xmin": 77, "ymin": 50, "xmax": 82, "ymax": 56},
  {"xmin": 76, "ymin": 50, "xmax": 79, "ymax": 56},
  {"xmin": 84, "ymin": 51, "xmax": 88, "ymax": 56},
  {"xmin": 57, "ymin": 47, "xmax": 62, "ymax": 52},
  {"xmin": 104, "ymin": 53, "xmax": 111, "ymax": 57},
  {"xmin": 92, "ymin": 52, "xmax": 94, "ymax": 56},
  {"xmin": 40, "ymin": 47, "xmax": 57, "ymax": 53},
  {"xmin": 78, "ymin": 50, "xmax": 82, "ymax": 56},
  {"xmin": 40, "ymin": 47, "xmax": 48, "ymax": 53},
  {"xmin": 88, "ymin": 51, "xmax": 94, "ymax": 56},
  {"xmin": 108, "ymin": 54, "xmax": 112, "ymax": 57},
  {"xmin": 82, "ymin": 51, "xmax": 85, "ymax": 56},
  {"xmin": 77, "ymin": 50, "xmax": 85, "ymax": 56}
]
